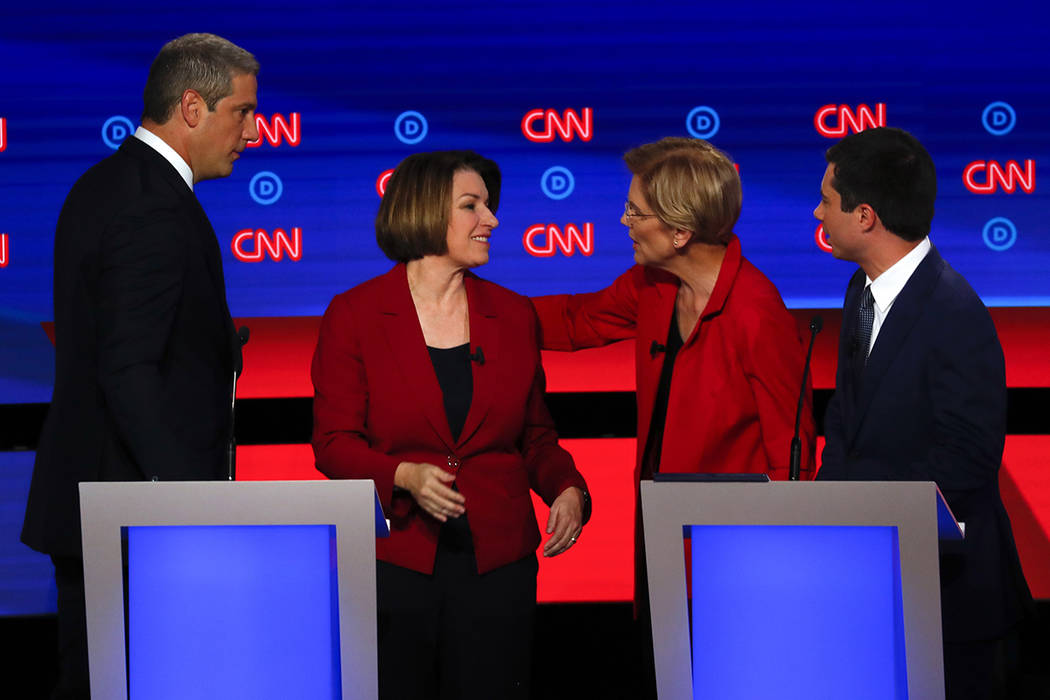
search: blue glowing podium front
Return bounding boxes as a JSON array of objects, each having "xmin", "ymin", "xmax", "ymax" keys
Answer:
[
  {"xmin": 79, "ymin": 480, "xmax": 389, "ymax": 700},
  {"xmin": 640, "ymin": 480, "xmax": 962, "ymax": 700}
]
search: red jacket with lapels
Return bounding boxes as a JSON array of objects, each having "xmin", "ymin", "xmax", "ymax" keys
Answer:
[
  {"xmin": 532, "ymin": 236, "xmax": 816, "ymax": 484},
  {"xmin": 312, "ymin": 264, "xmax": 587, "ymax": 574}
]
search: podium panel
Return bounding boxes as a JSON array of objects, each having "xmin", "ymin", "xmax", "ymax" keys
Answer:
[
  {"xmin": 642, "ymin": 480, "xmax": 958, "ymax": 700},
  {"xmin": 126, "ymin": 525, "xmax": 341, "ymax": 699},
  {"xmin": 80, "ymin": 480, "xmax": 388, "ymax": 700},
  {"xmin": 688, "ymin": 525, "xmax": 907, "ymax": 699}
]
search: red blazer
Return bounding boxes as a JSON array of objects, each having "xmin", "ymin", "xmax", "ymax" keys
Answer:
[
  {"xmin": 532, "ymin": 236, "xmax": 816, "ymax": 483},
  {"xmin": 312, "ymin": 264, "xmax": 586, "ymax": 575}
]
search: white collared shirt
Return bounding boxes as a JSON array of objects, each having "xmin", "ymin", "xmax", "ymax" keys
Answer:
[
  {"xmin": 862, "ymin": 236, "xmax": 932, "ymax": 354},
  {"xmin": 132, "ymin": 126, "xmax": 194, "ymax": 192}
]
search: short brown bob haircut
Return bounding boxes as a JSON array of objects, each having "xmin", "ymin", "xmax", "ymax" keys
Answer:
[
  {"xmin": 623, "ymin": 137, "xmax": 741, "ymax": 246},
  {"xmin": 376, "ymin": 150, "xmax": 501, "ymax": 263}
]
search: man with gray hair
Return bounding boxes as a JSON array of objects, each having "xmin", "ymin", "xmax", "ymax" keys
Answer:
[{"xmin": 21, "ymin": 33, "xmax": 259, "ymax": 698}]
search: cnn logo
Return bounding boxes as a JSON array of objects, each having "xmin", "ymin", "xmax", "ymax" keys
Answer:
[
  {"xmin": 963, "ymin": 160, "xmax": 1035, "ymax": 194},
  {"xmin": 814, "ymin": 104, "xmax": 885, "ymax": 137},
  {"xmin": 523, "ymin": 224, "xmax": 593, "ymax": 257},
  {"xmin": 247, "ymin": 113, "xmax": 301, "ymax": 148},
  {"xmin": 521, "ymin": 108, "xmax": 593, "ymax": 143},
  {"xmin": 232, "ymin": 228, "xmax": 303, "ymax": 262}
]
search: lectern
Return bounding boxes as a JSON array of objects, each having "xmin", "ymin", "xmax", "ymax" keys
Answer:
[
  {"xmin": 641, "ymin": 480, "xmax": 962, "ymax": 700},
  {"xmin": 80, "ymin": 479, "xmax": 389, "ymax": 700}
]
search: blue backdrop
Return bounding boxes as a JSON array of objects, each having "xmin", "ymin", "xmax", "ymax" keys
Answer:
[{"xmin": 1, "ymin": 0, "xmax": 1048, "ymax": 403}]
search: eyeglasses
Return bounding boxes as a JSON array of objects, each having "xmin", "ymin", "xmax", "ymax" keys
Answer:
[{"xmin": 624, "ymin": 201, "xmax": 658, "ymax": 221}]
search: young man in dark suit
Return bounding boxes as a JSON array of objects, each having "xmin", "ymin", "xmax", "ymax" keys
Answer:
[
  {"xmin": 814, "ymin": 127, "xmax": 1031, "ymax": 700},
  {"xmin": 21, "ymin": 33, "xmax": 259, "ymax": 699}
]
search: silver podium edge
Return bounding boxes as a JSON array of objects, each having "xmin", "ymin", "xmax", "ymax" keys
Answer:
[
  {"xmin": 80, "ymin": 479, "xmax": 388, "ymax": 700},
  {"xmin": 641, "ymin": 480, "xmax": 959, "ymax": 700}
]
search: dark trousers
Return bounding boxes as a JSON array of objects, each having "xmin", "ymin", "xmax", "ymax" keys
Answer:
[
  {"xmin": 631, "ymin": 511, "xmax": 658, "ymax": 700},
  {"xmin": 944, "ymin": 630, "xmax": 1022, "ymax": 700},
  {"xmin": 376, "ymin": 521, "xmax": 537, "ymax": 700},
  {"xmin": 51, "ymin": 555, "xmax": 90, "ymax": 700}
]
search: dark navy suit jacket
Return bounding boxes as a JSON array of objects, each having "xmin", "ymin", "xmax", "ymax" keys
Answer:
[
  {"xmin": 22, "ymin": 136, "xmax": 241, "ymax": 557},
  {"xmin": 819, "ymin": 246, "xmax": 1030, "ymax": 642}
]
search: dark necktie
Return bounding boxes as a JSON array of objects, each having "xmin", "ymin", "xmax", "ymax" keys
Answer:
[{"xmin": 856, "ymin": 285, "xmax": 875, "ymax": 364}]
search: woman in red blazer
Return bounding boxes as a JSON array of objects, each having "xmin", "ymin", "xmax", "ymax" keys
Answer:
[
  {"xmin": 312, "ymin": 151, "xmax": 588, "ymax": 700},
  {"xmin": 531, "ymin": 138, "xmax": 815, "ymax": 697}
]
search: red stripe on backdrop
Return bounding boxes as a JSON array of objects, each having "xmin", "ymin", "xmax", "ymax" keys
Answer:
[
  {"xmin": 236, "ymin": 436, "xmax": 1050, "ymax": 601},
  {"xmin": 233, "ymin": 317, "xmax": 321, "ymax": 398},
  {"xmin": 212, "ymin": 308, "xmax": 1050, "ymax": 397},
  {"xmin": 237, "ymin": 444, "xmax": 323, "ymax": 481},
  {"xmin": 999, "ymin": 436, "xmax": 1050, "ymax": 599},
  {"xmin": 40, "ymin": 308, "xmax": 1050, "ymax": 395},
  {"xmin": 236, "ymin": 440, "xmax": 637, "ymax": 603},
  {"xmin": 789, "ymin": 308, "xmax": 1050, "ymax": 389},
  {"xmin": 530, "ymin": 439, "xmax": 636, "ymax": 602}
]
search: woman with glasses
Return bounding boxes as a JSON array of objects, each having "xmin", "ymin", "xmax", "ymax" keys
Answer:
[
  {"xmin": 531, "ymin": 136, "xmax": 815, "ymax": 696},
  {"xmin": 312, "ymin": 150, "xmax": 589, "ymax": 700}
]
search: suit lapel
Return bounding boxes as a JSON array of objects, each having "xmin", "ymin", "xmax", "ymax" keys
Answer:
[
  {"xmin": 837, "ymin": 271, "xmax": 865, "ymax": 444},
  {"xmin": 457, "ymin": 273, "xmax": 498, "ymax": 447},
  {"xmin": 122, "ymin": 137, "xmax": 230, "ymax": 314},
  {"xmin": 121, "ymin": 136, "xmax": 187, "ymax": 195},
  {"xmin": 849, "ymin": 248, "xmax": 945, "ymax": 439},
  {"xmin": 187, "ymin": 196, "xmax": 241, "ymax": 372},
  {"xmin": 842, "ymin": 271, "xmax": 865, "ymax": 386},
  {"xmin": 181, "ymin": 192, "xmax": 237, "ymax": 327},
  {"xmin": 378, "ymin": 265, "xmax": 457, "ymax": 450},
  {"xmin": 122, "ymin": 137, "xmax": 238, "ymax": 370}
]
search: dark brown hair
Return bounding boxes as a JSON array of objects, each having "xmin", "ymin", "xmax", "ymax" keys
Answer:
[{"xmin": 375, "ymin": 151, "xmax": 501, "ymax": 263}]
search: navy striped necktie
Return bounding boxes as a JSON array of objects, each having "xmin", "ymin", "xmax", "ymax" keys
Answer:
[{"xmin": 856, "ymin": 285, "xmax": 875, "ymax": 363}]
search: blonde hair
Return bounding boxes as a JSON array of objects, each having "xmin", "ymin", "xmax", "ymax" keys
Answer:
[{"xmin": 624, "ymin": 137, "xmax": 741, "ymax": 245}]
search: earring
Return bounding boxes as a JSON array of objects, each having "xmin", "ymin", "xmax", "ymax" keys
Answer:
[{"xmin": 672, "ymin": 239, "xmax": 679, "ymax": 249}]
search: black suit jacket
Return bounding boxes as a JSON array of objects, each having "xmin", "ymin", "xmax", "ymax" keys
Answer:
[
  {"xmin": 22, "ymin": 136, "xmax": 241, "ymax": 557},
  {"xmin": 819, "ymin": 246, "xmax": 1031, "ymax": 642}
]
